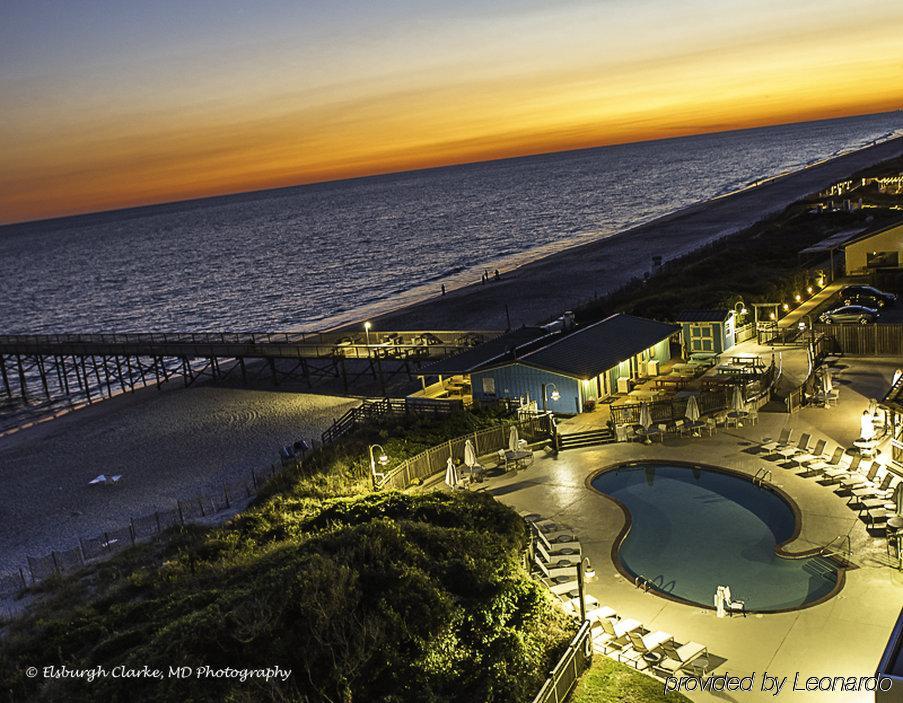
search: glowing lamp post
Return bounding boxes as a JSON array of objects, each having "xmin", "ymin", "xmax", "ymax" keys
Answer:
[
  {"xmin": 364, "ymin": 321, "xmax": 372, "ymax": 348},
  {"xmin": 369, "ymin": 443, "xmax": 389, "ymax": 490}
]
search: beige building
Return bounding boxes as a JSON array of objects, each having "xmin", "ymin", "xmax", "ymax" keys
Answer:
[{"xmin": 843, "ymin": 220, "xmax": 903, "ymax": 276}]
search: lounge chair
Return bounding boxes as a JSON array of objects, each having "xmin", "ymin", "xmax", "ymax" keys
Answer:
[
  {"xmin": 620, "ymin": 629, "xmax": 674, "ymax": 668},
  {"xmin": 760, "ymin": 428, "xmax": 792, "ymax": 454},
  {"xmin": 794, "ymin": 438, "xmax": 826, "ymax": 466},
  {"xmin": 798, "ymin": 446, "xmax": 843, "ymax": 478},
  {"xmin": 837, "ymin": 462, "xmax": 878, "ymax": 493},
  {"xmin": 819, "ymin": 455, "xmax": 861, "ymax": 486},
  {"xmin": 776, "ymin": 433, "xmax": 811, "ymax": 461},
  {"xmin": 655, "ymin": 640, "xmax": 708, "ymax": 675},
  {"xmin": 592, "ymin": 617, "xmax": 643, "ymax": 654},
  {"xmin": 853, "ymin": 474, "xmax": 896, "ymax": 509},
  {"xmin": 586, "ymin": 605, "xmax": 617, "ymax": 624}
]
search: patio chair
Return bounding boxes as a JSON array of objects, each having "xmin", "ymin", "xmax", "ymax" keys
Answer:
[
  {"xmin": 703, "ymin": 417, "xmax": 717, "ymax": 436},
  {"xmin": 592, "ymin": 617, "xmax": 643, "ymax": 654},
  {"xmin": 620, "ymin": 629, "xmax": 674, "ymax": 668},
  {"xmin": 655, "ymin": 640, "xmax": 708, "ymax": 675},
  {"xmin": 723, "ymin": 586, "xmax": 746, "ymax": 617},
  {"xmin": 760, "ymin": 428, "xmax": 792, "ymax": 453},
  {"xmin": 798, "ymin": 446, "xmax": 843, "ymax": 478}
]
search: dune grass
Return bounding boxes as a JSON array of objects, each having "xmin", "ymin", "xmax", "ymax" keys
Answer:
[
  {"xmin": 570, "ymin": 657, "xmax": 692, "ymax": 703},
  {"xmin": 0, "ymin": 407, "xmax": 579, "ymax": 703}
]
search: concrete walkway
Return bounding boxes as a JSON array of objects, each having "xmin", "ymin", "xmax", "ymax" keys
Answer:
[{"xmin": 462, "ymin": 357, "xmax": 902, "ymax": 702}]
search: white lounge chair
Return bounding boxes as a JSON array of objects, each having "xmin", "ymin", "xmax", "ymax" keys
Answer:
[
  {"xmin": 793, "ymin": 438, "xmax": 826, "ymax": 466},
  {"xmin": 760, "ymin": 428, "xmax": 792, "ymax": 454},
  {"xmin": 819, "ymin": 455, "xmax": 862, "ymax": 485},
  {"xmin": 621, "ymin": 629, "xmax": 674, "ymax": 668},
  {"xmin": 837, "ymin": 462, "xmax": 879, "ymax": 493},
  {"xmin": 776, "ymin": 433, "xmax": 811, "ymax": 461},
  {"xmin": 799, "ymin": 446, "xmax": 843, "ymax": 477},
  {"xmin": 592, "ymin": 617, "xmax": 643, "ymax": 654},
  {"xmin": 655, "ymin": 640, "xmax": 708, "ymax": 675}
]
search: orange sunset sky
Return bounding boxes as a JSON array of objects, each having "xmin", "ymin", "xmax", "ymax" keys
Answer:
[{"xmin": 2, "ymin": 0, "xmax": 903, "ymax": 224}]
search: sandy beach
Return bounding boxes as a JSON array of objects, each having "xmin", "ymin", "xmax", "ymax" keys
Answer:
[
  {"xmin": 2, "ymin": 136, "xmax": 902, "ymax": 582},
  {"xmin": 368, "ymin": 136, "xmax": 903, "ymax": 330},
  {"xmin": 0, "ymin": 384, "xmax": 357, "ymax": 575}
]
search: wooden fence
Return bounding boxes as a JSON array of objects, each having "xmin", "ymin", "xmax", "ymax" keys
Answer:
[
  {"xmin": 609, "ymin": 387, "xmax": 732, "ymax": 426},
  {"xmin": 530, "ymin": 620, "xmax": 593, "ymax": 703},
  {"xmin": 321, "ymin": 396, "xmax": 465, "ymax": 445},
  {"xmin": 815, "ymin": 323, "xmax": 903, "ymax": 356},
  {"xmin": 377, "ymin": 414, "xmax": 554, "ymax": 490}
]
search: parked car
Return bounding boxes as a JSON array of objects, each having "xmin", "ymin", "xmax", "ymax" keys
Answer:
[
  {"xmin": 819, "ymin": 305, "xmax": 879, "ymax": 325},
  {"xmin": 840, "ymin": 285, "xmax": 897, "ymax": 307}
]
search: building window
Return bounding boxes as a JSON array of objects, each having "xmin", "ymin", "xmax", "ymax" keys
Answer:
[
  {"xmin": 482, "ymin": 377, "xmax": 496, "ymax": 396},
  {"xmin": 866, "ymin": 251, "xmax": 900, "ymax": 269}
]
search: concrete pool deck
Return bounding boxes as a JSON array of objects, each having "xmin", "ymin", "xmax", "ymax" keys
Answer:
[{"xmin": 468, "ymin": 358, "xmax": 903, "ymax": 702}]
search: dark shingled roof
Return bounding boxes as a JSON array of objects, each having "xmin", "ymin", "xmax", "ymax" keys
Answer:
[
  {"xmin": 421, "ymin": 327, "xmax": 549, "ymax": 375},
  {"xmin": 676, "ymin": 309, "xmax": 730, "ymax": 322},
  {"xmin": 516, "ymin": 313, "xmax": 679, "ymax": 379}
]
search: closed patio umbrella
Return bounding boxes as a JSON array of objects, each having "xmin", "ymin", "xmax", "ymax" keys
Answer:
[
  {"xmin": 464, "ymin": 439, "xmax": 478, "ymax": 468},
  {"xmin": 731, "ymin": 386, "xmax": 746, "ymax": 414},
  {"xmin": 822, "ymin": 368, "xmax": 833, "ymax": 394},
  {"xmin": 444, "ymin": 457, "xmax": 459, "ymax": 489},
  {"xmin": 895, "ymin": 482, "xmax": 903, "ymax": 518},
  {"xmin": 509, "ymin": 426, "xmax": 519, "ymax": 452},
  {"xmin": 685, "ymin": 396, "xmax": 700, "ymax": 422},
  {"xmin": 639, "ymin": 403, "xmax": 653, "ymax": 429}
]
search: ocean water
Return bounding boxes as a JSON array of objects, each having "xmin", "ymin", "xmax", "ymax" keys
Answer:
[{"xmin": 1, "ymin": 111, "xmax": 901, "ymax": 336}]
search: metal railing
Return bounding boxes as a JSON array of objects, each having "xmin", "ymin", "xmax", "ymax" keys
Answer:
[{"xmin": 530, "ymin": 620, "xmax": 593, "ymax": 703}]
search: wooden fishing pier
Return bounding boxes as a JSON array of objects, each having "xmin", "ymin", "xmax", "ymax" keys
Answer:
[{"xmin": 0, "ymin": 329, "xmax": 499, "ymax": 403}]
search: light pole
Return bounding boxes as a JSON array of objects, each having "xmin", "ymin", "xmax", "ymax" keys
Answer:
[
  {"xmin": 369, "ymin": 443, "xmax": 388, "ymax": 490},
  {"xmin": 364, "ymin": 321, "xmax": 372, "ymax": 349}
]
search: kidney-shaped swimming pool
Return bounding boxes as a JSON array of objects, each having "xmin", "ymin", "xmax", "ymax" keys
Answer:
[{"xmin": 591, "ymin": 461, "xmax": 842, "ymax": 612}]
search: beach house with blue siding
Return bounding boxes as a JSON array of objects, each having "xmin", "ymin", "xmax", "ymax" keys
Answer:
[
  {"xmin": 676, "ymin": 309, "xmax": 736, "ymax": 357},
  {"xmin": 470, "ymin": 314, "xmax": 679, "ymax": 415}
]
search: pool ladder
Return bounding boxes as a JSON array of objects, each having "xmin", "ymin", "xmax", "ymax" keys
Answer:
[
  {"xmin": 753, "ymin": 468, "xmax": 772, "ymax": 486},
  {"xmin": 634, "ymin": 574, "xmax": 652, "ymax": 592},
  {"xmin": 821, "ymin": 535, "xmax": 852, "ymax": 563}
]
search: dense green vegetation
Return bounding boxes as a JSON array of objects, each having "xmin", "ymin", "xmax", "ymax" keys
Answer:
[
  {"xmin": 0, "ymin": 408, "xmax": 574, "ymax": 703},
  {"xmin": 570, "ymin": 657, "xmax": 691, "ymax": 703},
  {"xmin": 577, "ymin": 201, "xmax": 902, "ymax": 324}
]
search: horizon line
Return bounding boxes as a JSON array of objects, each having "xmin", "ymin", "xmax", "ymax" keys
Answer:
[{"xmin": 3, "ymin": 107, "xmax": 900, "ymax": 229}]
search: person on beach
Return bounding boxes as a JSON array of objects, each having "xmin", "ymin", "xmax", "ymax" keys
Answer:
[{"xmin": 494, "ymin": 269, "xmax": 500, "ymax": 281}]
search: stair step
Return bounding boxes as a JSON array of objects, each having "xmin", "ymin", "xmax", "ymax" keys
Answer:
[{"xmin": 558, "ymin": 429, "xmax": 615, "ymax": 450}]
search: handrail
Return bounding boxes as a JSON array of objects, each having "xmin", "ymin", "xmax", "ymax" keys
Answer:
[
  {"xmin": 753, "ymin": 468, "xmax": 772, "ymax": 486},
  {"xmin": 821, "ymin": 534, "xmax": 853, "ymax": 561}
]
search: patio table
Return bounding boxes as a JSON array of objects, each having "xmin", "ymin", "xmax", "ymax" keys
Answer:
[
  {"xmin": 505, "ymin": 449, "xmax": 534, "ymax": 469},
  {"xmin": 635, "ymin": 427, "xmax": 662, "ymax": 443}
]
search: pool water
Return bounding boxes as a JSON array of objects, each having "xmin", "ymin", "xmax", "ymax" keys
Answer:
[{"xmin": 592, "ymin": 462, "xmax": 840, "ymax": 612}]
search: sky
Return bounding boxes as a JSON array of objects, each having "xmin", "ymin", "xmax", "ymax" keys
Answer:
[{"xmin": 2, "ymin": 0, "xmax": 903, "ymax": 224}]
